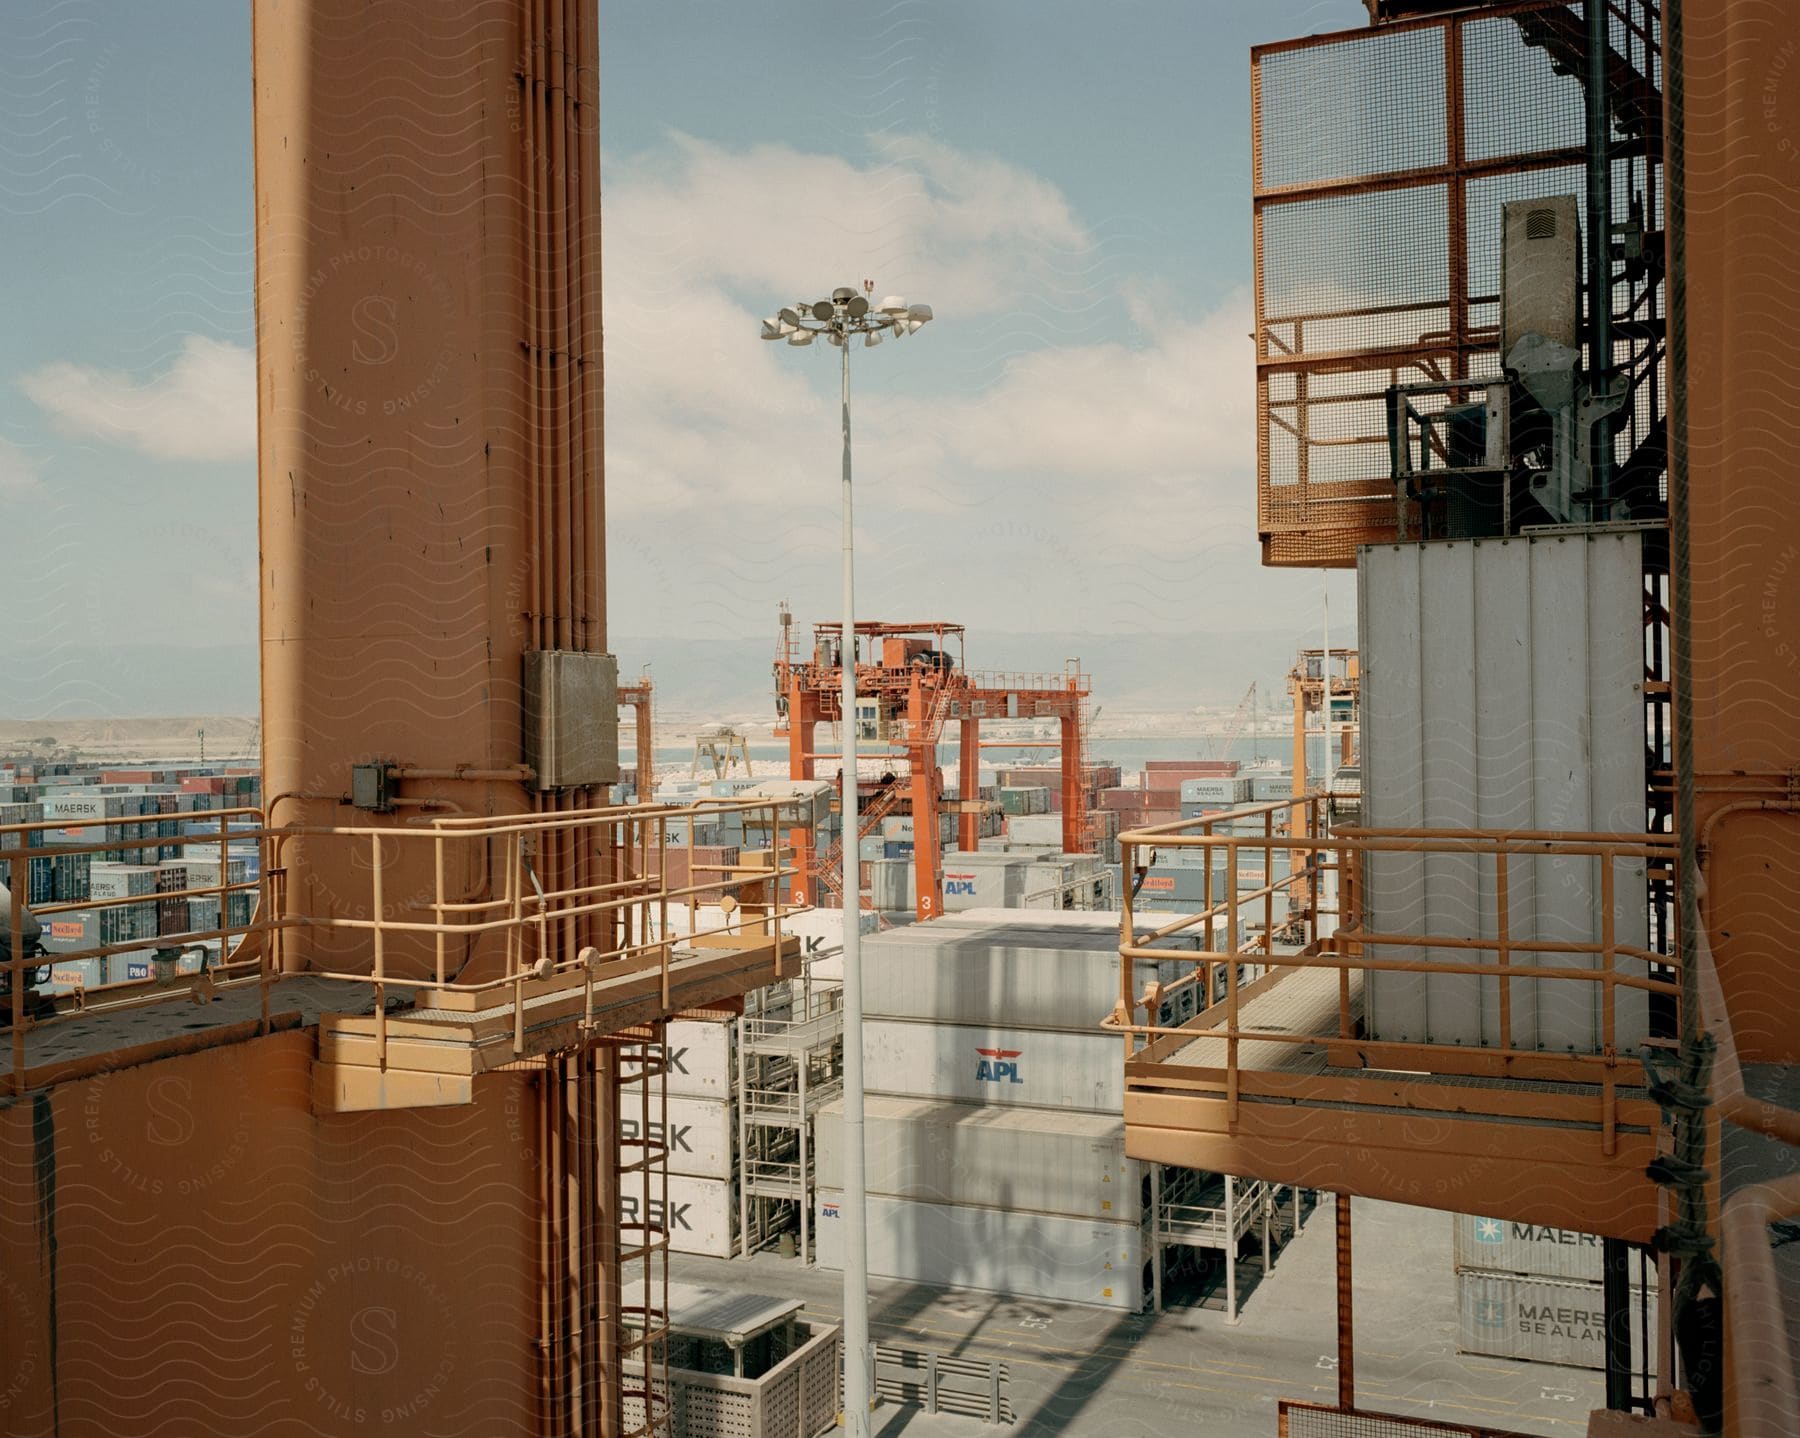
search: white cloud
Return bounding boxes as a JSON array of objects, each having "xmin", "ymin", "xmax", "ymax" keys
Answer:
[
  {"xmin": 19, "ymin": 335, "xmax": 255, "ymax": 462},
  {"xmin": 0, "ymin": 438, "xmax": 41, "ymax": 497},
  {"xmin": 596, "ymin": 135, "xmax": 1271, "ymax": 659}
]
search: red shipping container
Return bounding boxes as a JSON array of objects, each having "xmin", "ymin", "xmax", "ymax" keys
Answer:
[
  {"xmin": 103, "ymin": 770, "xmax": 154, "ymax": 784},
  {"xmin": 182, "ymin": 777, "xmax": 227, "ymax": 794},
  {"xmin": 1145, "ymin": 760, "xmax": 1240, "ymax": 776}
]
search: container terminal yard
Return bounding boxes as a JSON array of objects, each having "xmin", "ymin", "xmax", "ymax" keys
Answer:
[{"xmin": 1, "ymin": 2, "xmax": 1795, "ymax": 1438}]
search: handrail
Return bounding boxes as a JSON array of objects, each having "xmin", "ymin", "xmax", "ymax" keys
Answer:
[
  {"xmin": 5, "ymin": 804, "xmax": 279, "ymax": 1089},
  {"xmin": 4, "ymin": 793, "xmax": 817, "ymax": 1093},
  {"xmin": 1113, "ymin": 805, "xmax": 1678, "ymax": 1145}
]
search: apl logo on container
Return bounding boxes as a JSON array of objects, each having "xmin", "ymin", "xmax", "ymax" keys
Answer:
[
  {"xmin": 821, "ymin": 1202, "xmax": 840, "ymax": 1220},
  {"xmin": 975, "ymin": 1047, "xmax": 1023, "ymax": 1084},
  {"xmin": 945, "ymin": 873, "xmax": 977, "ymax": 897}
]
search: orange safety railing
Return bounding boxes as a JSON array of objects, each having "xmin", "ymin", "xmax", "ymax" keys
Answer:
[
  {"xmin": 1111, "ymin": 803, "xmax": 1679, "ymax": 1149},
  {"xmin": 4, "ymin": 805, "xmax": 280, "ymax": 1087},
  {"xmin": 272, "ymin": 795, "xmax": 812, "ymax": 1069},
  {"xmin": 4, "ymin": 794, "xmax": 815, "ymax": 1091}
]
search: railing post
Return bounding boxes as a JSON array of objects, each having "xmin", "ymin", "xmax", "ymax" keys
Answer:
[
  {"xmin": 1601, "ymin": 853, "xmax": 1617, "ymax": 1156},
  {"xmin": 216, "ymin": 809, "xmax": 232, "ymax": 985},
  {"xmin": 1263, "ymin": 807, "xmax": 1274, "ymax": 965},
  {"xmin": 1226, "ymin": 846, "xmax": 1240, "ymax": 1125},
  {"xmin": 1337, "ymin": 825, "xmax": 1353, "ymax": 1039},
  {"xmin": 658, "ymin": 814, "xmax": 669, "ymax": 995},
  {"xmin": 510, "ymin": 832, "xmax": 525, "ymax": 1057},
  {"xmin": 1496, "ymin": 847, "xmax": 1513, "ymax": 1053},
  {"xmin": 371, "ymin": 832, "xmax": 387, "ymax": 1072},
  {"xmin": 1119, "ymin": 836, "xmax": 1135, "ymax": 1058},
  {"xmin": 257, "ymin": 812, "xmax": 271, "ymax": 1035},
  {"xmin": 433, "ymin": 829, "xmax": 446, "ymax": 987},
  {"xmin": 9, "ymin": 826, "xmax": 24, "ymax": 1089}
]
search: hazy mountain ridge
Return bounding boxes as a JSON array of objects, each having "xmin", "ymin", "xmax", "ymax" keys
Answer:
[{"xmin": 0, "ymin": 626, "xmax": 1320, "ymax": 720}]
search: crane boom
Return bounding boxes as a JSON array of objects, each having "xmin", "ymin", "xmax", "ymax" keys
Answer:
[{"xmin": 1209, "ymin": 681, "xmax": 1257, "ymax": 761}]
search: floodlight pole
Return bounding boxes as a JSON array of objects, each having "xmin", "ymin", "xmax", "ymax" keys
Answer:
[
  {"xmin": 835, "ymin": 309, "xmax": 875, "ymax": 1438},
  {"xmin": 759, "ymin": 289, "xmax": 931, "ymax": 1438}
]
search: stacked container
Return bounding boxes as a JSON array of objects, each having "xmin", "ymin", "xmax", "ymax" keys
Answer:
[
  {"xmin": 1452, "ymin": 1213, "xmax": 1653, "ymax": 1370},
  {"xmin": 813, "ymin": 909, "xmax": 1217, "ymax": 1311},
  {"xmin": 1178, "ymin": 776, "xmax": 1254, "ymax": 809},
  {"xmin": 935, "ymin": 851, "xmax": 1032, "ymax": 911},
  {"xmin": 619, "ymin": 1016, "xmax": 739, "ymax": 1258}
]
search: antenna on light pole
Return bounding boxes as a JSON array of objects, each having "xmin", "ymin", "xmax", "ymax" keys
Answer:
[{"xmin": 761, "ymin": 284, "xmax": 932, "ymax": 1438}]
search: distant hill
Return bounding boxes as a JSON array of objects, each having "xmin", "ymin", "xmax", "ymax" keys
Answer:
[
  {"xmin": 0, "ymin": 644, "xmax": 259, "ymax": 719},
  {"xmin": 616, "ymin": 626, "xmax": 1321, "ymax": 719},
  {"xmin": 0, "ymin": 625, "xmax": 1323, "ymax": 722}
]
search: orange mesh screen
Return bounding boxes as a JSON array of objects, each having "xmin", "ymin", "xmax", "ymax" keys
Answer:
[{"xmin": 1251, "ymin": 3, "xmax": 1592, "ymax": 567}]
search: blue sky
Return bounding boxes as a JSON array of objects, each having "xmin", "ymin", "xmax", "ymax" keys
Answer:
[{"xmin": 0, "ymin": 0, "xmax": 1365, "ymax": 716}]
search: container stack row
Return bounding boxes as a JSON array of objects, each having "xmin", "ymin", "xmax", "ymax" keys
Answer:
[
  {"xmin": 619, "ymin": 1016, "xmax": 741, "ymax": 1260},
  {"xmin": 813, "ymin": 909, "xmax": 1231, "ymax": 1311},
  {"xmin": 1, "ymin": 763, "xmax": 263, "ymax": 994},
  {"xmin": 1452, "ymin": 1214, "xmax": 1655, "ymax": 1371}
]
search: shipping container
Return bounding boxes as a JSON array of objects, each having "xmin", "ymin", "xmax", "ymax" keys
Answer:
[
  {"xmin": 1179, "ymin": 778, "xmax": 1253, "ymax": 805},
  {"xmin": 1145, "ymin": 760, "xmax": 1239, "ymax": 777},
  {"xmin": 815, "ymin": 1096, "xmax": 1145, "ymax": 1221},
  {"xmin": 998, "ymin": 786, "xmax": 1051, "ymax": 816},
  {"xmin": 1453, "ymin": 1214, "xmax": 1605, "ymax": 1282},
  {"xmin": 1251, "ymin": 771, "xmax": 1297, "ymax": 803},
  {"xmin": 618, "ymin": 1017, "xmax": 734, "ymax": 1101},
  {"xmin": 862, "ymin": 1018, "xmax": 1124, "ymax": 1113},
  {"xmin": 90, "ymin": 863, "xmax": 160, "ymax": 899},
  {"xmin": 937, "ymin": 854, "xmax": 1031, "ymax": 912},
  {"xmin": 1006, "ymin": 814, "xmax": 1064, "ymax": 848},
  {"xmin": 870, "ymin": 858, "xmax": 911, "ymax": 912},
  {"xmin": 1360, "ymin": 532, "xmax": 1649, "ymax": 1053},
  {"xmin": 618, "ymin": 1174, "xmax": 738, "ymax": 1258},
  {"xmin": 41, "ymin": 957, "xmax": 104, "ymax": 994},
  {"xmin": 861, "ymin": 916, "xmax": 1194, "ymax": 1033},
  {"xmin": 619, "ymin": 1095, "xmax": 735, "ymax": 1181},
  {"xmin": 1456, "ymin": 1270, "xmax": 1652, "ymax": 1370},
  {"xmin": 815, "ymin": 1188, "xmax": 1147, "ymax": 1311}
]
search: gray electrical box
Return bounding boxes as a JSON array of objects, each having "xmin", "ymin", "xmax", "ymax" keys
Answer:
[
  {"xmin": 522, "ymin": 651, "xmax": 620, "ymax": 791},
  {"xmin": 1500, "ymin": 195, "xmax": 1580, "ymax": 356}
]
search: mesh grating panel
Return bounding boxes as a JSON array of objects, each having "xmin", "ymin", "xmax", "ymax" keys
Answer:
[
  {"xmin": 1281, "ymin": 1400, "xmax": 1538, "ymax": 1438},
  {"xmin": 1249, "ymin": 0, "xmax": 1660, "ymax": 567},
  {"xmin": 1462, "ymin": 11, "xmax": 1587, "ymax": 162},
  {"xmin": 1260, "ymin": 186, "xmax": 1449, "ymax": 358},
  {"xmin": 1258, "ymin": 28, "xmax": 1446, "ymax": 190}
]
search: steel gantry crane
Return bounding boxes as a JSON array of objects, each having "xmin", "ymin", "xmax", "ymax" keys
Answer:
[{"xmin": 774, "ymin": 620, "xmax": 1093, "ymax": 919}]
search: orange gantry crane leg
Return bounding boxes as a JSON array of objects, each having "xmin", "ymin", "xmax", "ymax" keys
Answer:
[
  {"xmin": 907, "ymin": 671, "xmax": 942, "ymax": 920},
  {"xmin": 958, "ymin": 717, "xmax": 981, "ymax": 853},
  {"xmin": 1059, "ymin": 707, "xmax": 1083, "ymax": 854}
]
